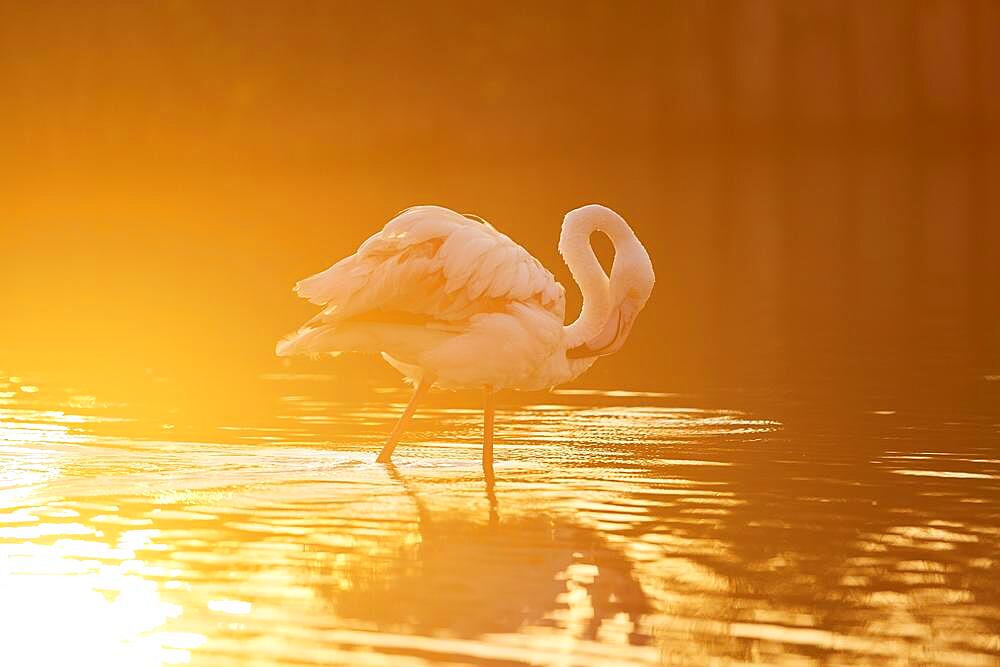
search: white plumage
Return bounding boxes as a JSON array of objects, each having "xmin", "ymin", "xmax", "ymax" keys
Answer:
[{"xmin": 277, "ymin": 204, "xmax": 655, "ymax": 469}]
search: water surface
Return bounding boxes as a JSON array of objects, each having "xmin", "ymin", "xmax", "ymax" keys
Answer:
[{"xmin": 1, "ymin": 372, "xmax": 998, "ymax": 666}]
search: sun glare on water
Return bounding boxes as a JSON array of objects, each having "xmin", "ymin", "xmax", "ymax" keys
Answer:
[
  {"xmin": 0, "ymin": 565, "xmax": 201, "ymax": 666},
  {"xmin": 0, "ymin": 416, "xmax": 203, "ymax": 667},
  {"xmin": 0, "ymin": 523, "xmax": 204, "ymax": 666}
]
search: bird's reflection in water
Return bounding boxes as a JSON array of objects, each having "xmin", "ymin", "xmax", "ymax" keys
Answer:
[{"xmin": 316, "ymin": 463, "xmax": 653, "ymax": 644}]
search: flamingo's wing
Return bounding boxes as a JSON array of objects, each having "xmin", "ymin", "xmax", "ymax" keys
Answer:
[{"xmin": 292, "ymin": 205, "xmax": 565, "ymax": 327}]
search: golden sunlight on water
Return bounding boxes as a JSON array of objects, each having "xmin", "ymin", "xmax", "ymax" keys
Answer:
[{"xmin": 1, "ymin": 372, "xmax": 998, "ymax": 666}]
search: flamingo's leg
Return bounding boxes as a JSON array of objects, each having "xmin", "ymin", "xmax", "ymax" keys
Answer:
[
  {"xmin": 483, "ymin": 386, "xmax": 495, "ymax": 474},
  {"xmin": 376, "ymin": 375, "xmax": 433, "ymax": 463}
]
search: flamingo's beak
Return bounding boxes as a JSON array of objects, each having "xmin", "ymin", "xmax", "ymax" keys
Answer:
[{"xmin": 566, "ymin": 297, "xmax": 639, "ymax": 359}]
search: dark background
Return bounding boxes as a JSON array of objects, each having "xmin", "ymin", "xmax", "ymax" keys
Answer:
[{"xmin": 1, "ymin": 0, "xmax": 998, "ymax": 399}]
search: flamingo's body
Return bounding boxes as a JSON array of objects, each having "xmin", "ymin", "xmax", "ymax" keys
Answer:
[{"xmin": 277, "ymin": 204, "xmax": 654, "ymax": 470}]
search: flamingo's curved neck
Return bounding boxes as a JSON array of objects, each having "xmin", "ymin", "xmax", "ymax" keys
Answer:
[{"xmin": 558, "ymin": 205, "xmax": 634, "ymax": 348}]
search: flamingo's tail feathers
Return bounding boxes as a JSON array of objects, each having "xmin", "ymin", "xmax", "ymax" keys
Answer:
[
  {"xmin": 275, "ymin": 331, "xmax": 335, "ymax": 358},
  {"xmin": 293, "ymin": 257, "xmax": 361, "ymax": 306},
  {"xmin": 274, "ymin": 323, "xmax": 452, "ymax": 363},
  {"xmin": 275, "ymin": 336, "xmax": 295, "ymax": 357}
]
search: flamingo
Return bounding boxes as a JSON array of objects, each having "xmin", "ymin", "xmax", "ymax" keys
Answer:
[{"xmin": 276, "ymin": 204, "xmax": 654, "ymax": 472}]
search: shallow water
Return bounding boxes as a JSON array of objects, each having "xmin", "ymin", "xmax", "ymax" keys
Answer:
[{"xmin": 1, "ymin": 372, "xmax": 999, "ymax": 666}]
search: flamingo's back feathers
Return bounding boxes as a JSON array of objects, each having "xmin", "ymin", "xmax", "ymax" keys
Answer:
[{"xmin": 286, "ymin": 206, "xmax": 565, "ymax": 333}]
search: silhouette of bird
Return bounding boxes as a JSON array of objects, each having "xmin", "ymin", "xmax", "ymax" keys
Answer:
[{"xmin": 277, "ymin": 204, "xmax": 654, "ymax": 472}]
